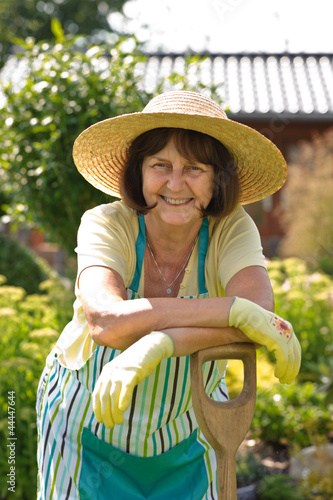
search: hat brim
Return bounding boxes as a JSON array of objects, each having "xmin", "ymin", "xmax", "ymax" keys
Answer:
[{"xmin": 73, "ymin": 112, "xmax": 287, "ymax": 205}]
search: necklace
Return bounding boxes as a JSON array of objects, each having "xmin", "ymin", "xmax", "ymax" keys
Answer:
[{"xmin": 146, "ymin": 237, "xmax": 197, "ymax": 294}]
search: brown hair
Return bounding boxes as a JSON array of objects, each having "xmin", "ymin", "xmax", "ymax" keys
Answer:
[{"xmin": 120, "ymin": 128, "xmax": 240, "ymax": 218}]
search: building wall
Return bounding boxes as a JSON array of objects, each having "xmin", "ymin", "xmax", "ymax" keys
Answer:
[{"xmin": 237, "ymin": 119, "xmax": 333, "ymax": 257}]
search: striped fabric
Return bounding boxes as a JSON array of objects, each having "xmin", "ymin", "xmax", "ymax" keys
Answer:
[{"xmin": 36, "ymin": 290, "xmax": 228, "ymax": 499}]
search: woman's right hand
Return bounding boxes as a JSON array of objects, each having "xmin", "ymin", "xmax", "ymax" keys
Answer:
[{"xmin": 92, "ymin": 331, "xmax": 174, "ymax": 428}]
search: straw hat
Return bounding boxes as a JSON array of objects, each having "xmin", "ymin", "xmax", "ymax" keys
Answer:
[{"xmin": 73, "ymin": 91, "xmax": 287, "ymax": 204}]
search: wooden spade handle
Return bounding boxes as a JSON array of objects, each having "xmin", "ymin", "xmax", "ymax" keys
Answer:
[{"xmin": 190, "ymin": 343, "xmax": 257, "ymax": 500}]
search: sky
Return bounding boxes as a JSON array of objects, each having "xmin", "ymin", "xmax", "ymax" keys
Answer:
[{"xmin": 109, "ymin": 0, "xmax": 333, "ymax": 54}]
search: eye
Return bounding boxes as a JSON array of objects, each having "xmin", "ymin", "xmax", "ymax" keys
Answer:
[
  {"xmin": 153, "ymin": 162, "xmax": 170, "ymax": 171},
  {"xmin": 186, "ymin": 165, "xmax": 203, "ymax": 174}
]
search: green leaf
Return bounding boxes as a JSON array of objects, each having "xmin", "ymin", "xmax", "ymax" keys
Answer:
[
  {"xmin": 11, "ymin": 37, "xmax": 35, "ymax": 49},
  {"xmin": 51, "ymin": 18, "xmax": 65, "ymax": 43}
]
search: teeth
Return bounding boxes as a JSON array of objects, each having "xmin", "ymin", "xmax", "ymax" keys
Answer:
[{"xmin": 164, "ymin": 197, "xmax": 191, "ymax": 205}]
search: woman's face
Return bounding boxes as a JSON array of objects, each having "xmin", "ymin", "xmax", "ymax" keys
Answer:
[{"xmin": 142, "ymin": 138, "xmax": 214, "ymax": 227}]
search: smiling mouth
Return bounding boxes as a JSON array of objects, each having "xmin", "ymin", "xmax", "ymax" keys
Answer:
[{"xmin": 162, "ymin": 196, "xmax": 192, "ymax": 205}]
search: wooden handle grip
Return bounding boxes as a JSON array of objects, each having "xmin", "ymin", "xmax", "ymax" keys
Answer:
[{"xmin": 190, "ymin": 343, "xmax": 257, "ymax": 500}]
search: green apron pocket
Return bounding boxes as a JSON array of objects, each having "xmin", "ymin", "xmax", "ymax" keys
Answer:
[{"xmin": 79, "ymin": 427, "xmax": 208, "ymax": 500}]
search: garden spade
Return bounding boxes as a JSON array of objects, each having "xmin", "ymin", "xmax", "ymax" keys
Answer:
[{"xmin": 190, "ymin": 343, "xmax": 257, "ymax": 500}]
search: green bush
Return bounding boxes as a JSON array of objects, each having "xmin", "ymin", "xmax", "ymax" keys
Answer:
[
  {"xmin": 318, "ymin": 254, "xmax": 333, "ymax": 276},
  {"xmin": 257, "ymin": 474, "xmax": 305, "ymax": 500},
  {"xmin": 267, "ymin": 258, "xmax": 333, "ymax": 383},
  {"xmin": 299, "ymin": 466, "xmax": 333, "ymax": 500},
  {"xmin": 0, "ymin": 232, "xmax": 57, "ymax": 294},
  {"xmin": 0, "ymin": 275, "xmax": 74, "ymax": 500},
  {"xmin": 236, "ymin": 450, "xmax": 267, "ymax": 488},
  {"xmin": 252, "ymin": 381, "xmax": 333, "ymax": 449},
  {"xmin": 0, "ymin": 35, "xmax": 152, "ymax": 251}
]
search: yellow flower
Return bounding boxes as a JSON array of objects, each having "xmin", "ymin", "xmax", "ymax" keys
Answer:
[{"xmin": 0, "ymin": 307, "xmax": 16, "ymax": 316}]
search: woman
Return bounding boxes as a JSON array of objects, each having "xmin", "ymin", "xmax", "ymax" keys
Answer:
[{"xmin": 36, "ymin": 91, "xmax": 301, "ymax": 499}]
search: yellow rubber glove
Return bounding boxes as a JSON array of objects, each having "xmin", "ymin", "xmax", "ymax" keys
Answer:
[
  {"xmin": 229, "ymin": 297, "xmax": 301, "ymax": 384},
  {"xmin": 93, "ymin": 331, "xmax": 174, "ymax": 428}
]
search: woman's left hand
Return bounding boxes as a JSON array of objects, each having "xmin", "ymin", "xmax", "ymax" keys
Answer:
[
  {"xmin": 229, "ymin": 297, "xmax": 301, "ymax": 384},
  {"xmin": 92, "ymin": 332, "xmax": 174, "ymax": 428}
]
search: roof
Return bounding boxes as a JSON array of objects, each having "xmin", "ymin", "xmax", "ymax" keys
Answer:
[{"xmin": 138, "ymin": 52, "xmax": 333, "ymax": 121}]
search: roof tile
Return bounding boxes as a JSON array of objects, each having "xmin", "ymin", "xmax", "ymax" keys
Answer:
[{"xmin": 141, "ymin": 53, "xmax": 333, "ymax": 119}]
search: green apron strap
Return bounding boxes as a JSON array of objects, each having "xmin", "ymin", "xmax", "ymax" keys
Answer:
[
  {"xmin": 129, "ymin": 215, "xmax": 146, "ymax": 293},
  {"xmin": 198, "ymin": 218, "xmax": 209, "ymax": 295}
]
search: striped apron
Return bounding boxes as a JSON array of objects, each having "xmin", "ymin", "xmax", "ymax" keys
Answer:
[{"xmin": 36, "ymin": 217, "xmax": 229, "ymax": 499}]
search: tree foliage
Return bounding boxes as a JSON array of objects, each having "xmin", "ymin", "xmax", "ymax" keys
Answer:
[
  {"xmin": 0, "ymin": 35, "xmax": 153, "ymax": 251},
  {"xmin": 0, "ymin": 0, "xmax": 127, "ymax": 68},
  {"xmin": 0, "ymin": 233, "xmax": 58, "ymax": 294},
  {"xmin": 279, "ymin": 128, "xmax": 333, "ymax": 272}
]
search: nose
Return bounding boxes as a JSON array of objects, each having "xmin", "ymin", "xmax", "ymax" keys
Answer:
[{"xmin": 167, "ymin": 165, "xmax": 185, "ymax": 191}]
